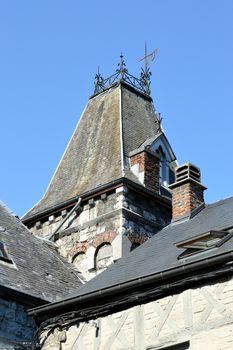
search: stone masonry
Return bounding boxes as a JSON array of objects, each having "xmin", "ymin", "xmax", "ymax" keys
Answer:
[
  {"xmin": 28, "ymin": 185, "xmax": 171, "ymax": 281},
  {"xmin": 0, "ymin": 298, "xmax": 36, "ymax": 348}
]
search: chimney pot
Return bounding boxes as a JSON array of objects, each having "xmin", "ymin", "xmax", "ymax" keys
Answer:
[{"xmin": 169, "ymin": 163, "xmax": 207, "ymax": 221}]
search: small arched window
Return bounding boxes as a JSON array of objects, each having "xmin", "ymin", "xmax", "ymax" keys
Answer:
[
  {"xmin": 156, "ymin": 145, "xmax": 169, "ymax": 186},
  {"xmin": 95, "ymin": 243, "xmax": 113, "ymax": 270},
  {"xmin": 72, "ymin": 252, "xmax": 87, "ymax": 274}
]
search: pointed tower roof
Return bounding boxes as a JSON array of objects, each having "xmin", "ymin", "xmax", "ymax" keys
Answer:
[{"xmin": 24, "ymin": 58, "xmax": 167, "ymax": 220}]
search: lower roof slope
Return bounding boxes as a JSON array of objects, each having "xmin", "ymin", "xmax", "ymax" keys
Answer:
[
  {"xmin": 63, "ymin": 196, "xmax": 233, "ymax": 300},
  {"xmin": 0, "ymin": 202, "xmax": 82, "ymax": 304}
]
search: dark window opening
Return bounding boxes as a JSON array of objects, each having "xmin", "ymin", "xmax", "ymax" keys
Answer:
[
  {"xmin": 0, "ymin": 242, "xmax": 13, "ymax": 264},
  {"xmin": 149, "ymin": 341, "xmax": 190, "ymax": 350},
  {"xmin": 130, "ymin": 242, "xmax": 140, "ymax": 251}
]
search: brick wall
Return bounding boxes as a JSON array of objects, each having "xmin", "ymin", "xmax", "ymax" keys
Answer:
[
  {"xmin": 171, "ymin": 180, "xmax": 205, "ymax": 220},
  {"xmin": 130, "ymin": 151, "xmax": 160, "ymax": 192}
]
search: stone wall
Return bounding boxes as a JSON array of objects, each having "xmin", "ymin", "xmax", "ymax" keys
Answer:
[
  {"xmin": 0, "ymin": 297, "xmax": 36, "ymax": 348},
  {"xmin": 41, "ymin": 276, "xmax": 233, "ymax": 350},
  {"xmin": 29, "ymin": 185, "xmax": 171, "ymax": 281}
]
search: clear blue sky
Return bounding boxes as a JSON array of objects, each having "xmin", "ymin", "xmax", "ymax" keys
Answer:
[{"xmin": 0, "ymin": 1, "xmax": 233, "ymax": 216}]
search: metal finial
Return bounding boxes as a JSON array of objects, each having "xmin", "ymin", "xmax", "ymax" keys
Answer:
[
  {"xmin": 140, "ymin": 67, "xmax": 152, "ymax": 95},
  {"xmin": 94, "ymin": 66, "xmax": 104, "ymax": 93},
  {"xmin": 156, "ymin": 113, "xmax": 163, "ymax": 133},
  {"xmin": 116, "ymin": 53, "xmax": 128, "ymax": 79}
]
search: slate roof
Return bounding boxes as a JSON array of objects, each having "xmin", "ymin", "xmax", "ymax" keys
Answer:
[
  {"xmin": 24, "ymin": 82, "xmax": 161, "ymax": 220},
  {"xmin": 0, "ymin": 202, "xmax": 82, "ymax": 304},
  {"xmin": 64, "ymin": 196, "xmax": 233, "ymax": 299}
]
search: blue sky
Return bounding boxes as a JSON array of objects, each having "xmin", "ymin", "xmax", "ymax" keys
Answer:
[{"xmin": 0, "ymin": 1, "xmax": 233, "ymax": 216}]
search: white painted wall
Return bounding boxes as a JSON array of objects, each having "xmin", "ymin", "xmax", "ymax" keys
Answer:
[{"xmin": 41, "ymin": 276, "xmax": 233, "ymax": 350}]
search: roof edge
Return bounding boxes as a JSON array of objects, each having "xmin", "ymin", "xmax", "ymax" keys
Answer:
[
  {"xmin": 29, "ymin": 250, "xmax": 233, "ymax": 318},
  {"xmin": 89, "ymin": 80, "xmax": 153, "ymax": 102},
  {"xmin": 0, "ymin": 285, "xmax": 49, "ymax": 307},
  {"xmin": 22, "ymin": 177, "xmax": 171, "ymax": 224}
]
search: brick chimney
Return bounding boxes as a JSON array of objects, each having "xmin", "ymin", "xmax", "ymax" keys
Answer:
[
  {"xmin": 130, "ymin": 150, "xmax": 160, "ymax": 193},
  {"xmin": 169, "ymin": 163, "xmax": 207, "ymax": 220}
]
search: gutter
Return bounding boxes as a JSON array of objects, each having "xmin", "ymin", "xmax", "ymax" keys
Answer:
[{"xmin": 29, "ymin": 250, "xmax": 233, "ymax": 317}]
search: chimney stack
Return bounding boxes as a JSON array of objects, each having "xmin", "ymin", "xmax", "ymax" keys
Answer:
[{"xmin": 169, "ymin": 163, "xmax": 207, "ymax": 221}]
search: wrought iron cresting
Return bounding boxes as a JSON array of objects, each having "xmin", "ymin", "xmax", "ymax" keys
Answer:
[{"xmin": 94, "ymin": 54, "xmax": 152, "ymax": 95}]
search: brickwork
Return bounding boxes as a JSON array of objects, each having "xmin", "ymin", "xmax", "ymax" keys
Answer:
[
  {"xmin": 130, "ymin": 151, "xmax": 160, "ymax": 192},
  {"xmin": 92, "ymin": 231, "xmax": 118, "ymax": 248},
  {"xmin": 127, "ymin": 232, "xmax": 148, "ymax": 245},
  {"xmin": 41, "ymin": 276, "xmax": 233, "ymax": 350},
  {"xmin": 68, "ymin": 241, "xmax": 89, "ymax": 258},
  {"xmin": 171, "ymin": 181, "xmax": 205, "ymax": 219}
]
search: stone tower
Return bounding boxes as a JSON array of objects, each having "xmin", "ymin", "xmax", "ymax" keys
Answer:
[{"xmin": 23, "ymin": 56, "xmax": 177, "ymax": 280}]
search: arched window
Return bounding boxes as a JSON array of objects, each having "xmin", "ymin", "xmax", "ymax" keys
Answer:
[
  {"xmin": 95, "ymin": 243, "xmax": 113, "ymax": 270},
  {"xmin": 72, "ymin": 252, "xmax": 87, "ymax": 274},
  {"xmin": 156, "ymin": 145, "xmax": 169, "ymax": 186}
]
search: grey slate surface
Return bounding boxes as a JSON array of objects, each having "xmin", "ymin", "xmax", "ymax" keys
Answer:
[
  {"xmin": 24, "ymin": 83, "xmax": 161, "ymax": 220},
  {"xmin": 0, "ymin": 202, "xmax": 82, "ymax": 303},
  {"xmin": 65, "ymin": 196, "xmax": 233, "ymax": 300}
]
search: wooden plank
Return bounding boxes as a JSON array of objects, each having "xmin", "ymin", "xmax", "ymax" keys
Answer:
[
  {"xmin": 200, "ymin": 283, "xmax": 225, "ymax": 323},
  {"xmin": 94, "ymin": 319, "xmax": 102, "ymax": 350},
  {"xmin": 103, "ymin": 311, "xmax": 131, "ymax": 349},
  {"xmin": 71, "ymin": 323, "xmax": 89, "ymax": 350},
  {"xmin": 154, "ymin": 295, "xmax": 178, "ymax": 337},
  {"xmin": 134, "ymin": 305, "xmax": 145, "ymax": 350},
  {"xmin": 183, "ymin": 289, "xmax": 193, "ymax": 328},
  {"xmin": 153, "ymin": 301, "xmax": 177, "ymax": 332},
  {"xmin": 200, "ymin": 287, "xmax": 233, "ymax": 319}
]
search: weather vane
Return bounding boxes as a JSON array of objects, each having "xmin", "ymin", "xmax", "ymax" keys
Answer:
[
  {"xmin": 139, "ymin": 43, "xmax": 158, "ymax": 95},
  {"xmin": 139, "ymin": 43, "xmax": 158, "ymax": 70}
]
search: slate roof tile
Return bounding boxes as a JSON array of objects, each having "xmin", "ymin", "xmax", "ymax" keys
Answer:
[
  {"xmin": 23, "ymin": 83, "xmax": 161, "ymax": 220},
  {"xmin": 0, "ymin": 202, "xmax": 82, "ymax": 303},
  {"xmin": 65, "ymin": 196, "xmax": 233, "ymax": 299}
]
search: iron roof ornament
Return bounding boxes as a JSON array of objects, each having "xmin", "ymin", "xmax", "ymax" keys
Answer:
[
  {"xmin": 140, "ymin": 66, "xmax": 152, "ymax": 95},
  {"xmin": 116, "ymin": 54, "xmax": 128, "ymax": 79},
  {"xmin": 94, "ymin": 67, "xmax": 104, "ymax": 93},
  {"xmin": 93, "ymin": 50, "xmax": 157, "ymax": 96}
]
